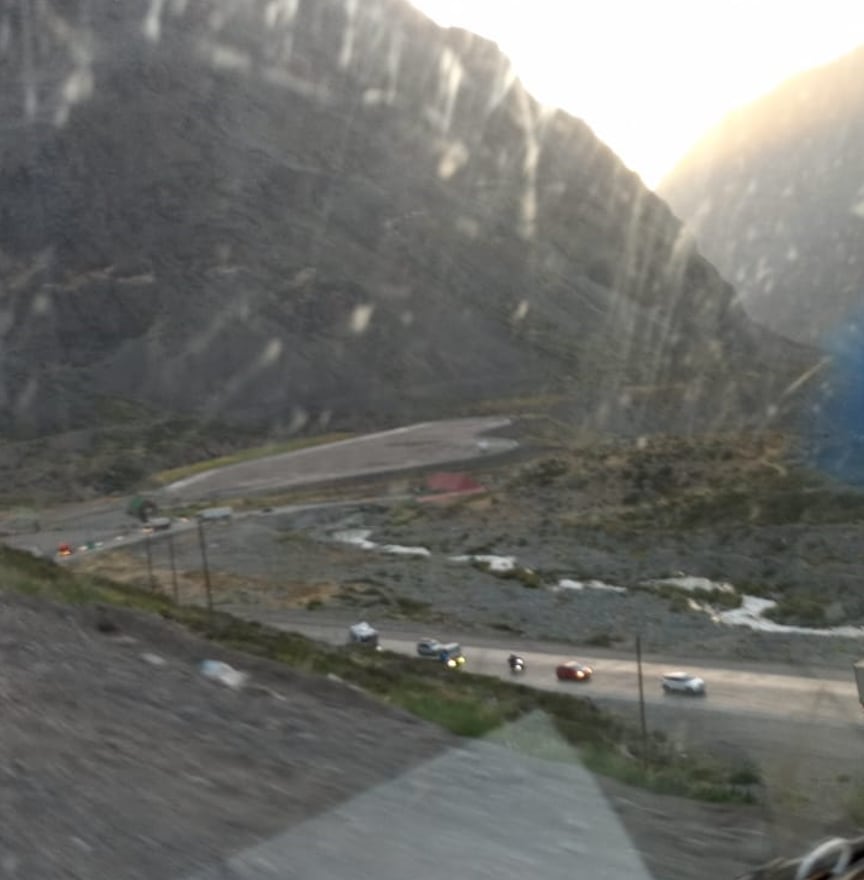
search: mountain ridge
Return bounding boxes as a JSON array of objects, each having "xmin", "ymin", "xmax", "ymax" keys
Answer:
[
  {"xmin": 659, "ymin": 45, "xmax": 864, "ymax": 346},
  {"xmin": 0, "ymin": 0, "xmax": 810, "ymax": 478}
]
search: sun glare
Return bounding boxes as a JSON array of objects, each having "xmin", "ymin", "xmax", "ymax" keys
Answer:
[{"xmin": 410, "ymin": 0, "xmax": 864, "ymax": 187}]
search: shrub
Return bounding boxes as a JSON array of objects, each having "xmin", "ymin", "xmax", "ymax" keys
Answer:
[
  {"xmin": 387, "ymin": 503, "xmax": 422, "ymax": 527},
  {"xmin": 390, "ymin": 690, "xmax": 506, "ymax": 737},
  {"xmin": 511, "ymin": 457, "xmax": 569, "ymax": 487},
  {"xmin": 511, "ymin": 567, "xmax": 544, "ymax": 589},
  {"xmin": 584, "ymin": 631, "xmax": 616, "ymax": 648},
  {"xmin": 579, "ymin": 743, "xmax": 758, "ymax": 804},
  {"xmin": 639, "ymin": 582, "xmax": 742, "ymax": 611},
  {"xmin": 764, "ymin": 595, "xmax": 827, "ymax": 626},
  {"xmin": 729, "ymin": 764, "xmax": 762, "ymax": 786},
  {"xmin": 474, "ymin": 561, "xmax": 544, "ymax": 589},
  {"xmin": 706, "ymin": 588, "xmax": 743, "ymax": 610},
  {"xmin": 491, "ymin": 622, "xmax": 523, "ymax": 634},
  {"xmin": 667, "ymin": 594, "xmax": 689, "ymax": 614},
  {"xmin": 392, "ymin": 596, "xmax": 433, "ymax": 618},
  {"xmin": 846, "ymin": 784, "xmax": 864, "ymax": 827}
]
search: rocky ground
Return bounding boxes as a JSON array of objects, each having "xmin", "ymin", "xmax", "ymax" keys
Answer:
[
  {"xmin": 78, "ymin": 426, "xmax": 864, "ymax": 668},
  {"xmin": 0, "ymin": 592, "xmax": 451, "ymax": 879}
]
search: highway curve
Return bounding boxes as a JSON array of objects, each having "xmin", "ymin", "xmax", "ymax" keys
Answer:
[{"xmin": 162, "ymin": 417, "xmax": 517, "ymax": 502}]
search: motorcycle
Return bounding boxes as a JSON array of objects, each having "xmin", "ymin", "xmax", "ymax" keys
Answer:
[{"xmin": 508, "ymin": 655, "xmax": 525, "ymax": 675}]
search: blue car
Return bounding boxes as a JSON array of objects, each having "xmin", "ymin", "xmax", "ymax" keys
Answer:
[{"xmin": 416, "ymin": 638, "xmax": 466, "ymax": 667}]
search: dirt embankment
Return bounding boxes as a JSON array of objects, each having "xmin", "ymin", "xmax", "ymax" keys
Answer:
[{"xmin": 0, "ymin": 592, "xmax": 450, "ymax": 879}]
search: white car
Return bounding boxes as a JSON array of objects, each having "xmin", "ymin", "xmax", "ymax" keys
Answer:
[
  {"xmin": 347, "ymin": 621, "xmax": 379, "ymax": 648},
  {"xmin": 661, "ymin": 671, "xmax": 706, "ymax": 696}
]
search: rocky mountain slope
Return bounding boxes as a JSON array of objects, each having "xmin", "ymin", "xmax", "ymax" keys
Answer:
[
  {"xmin": 0, "ymin": 0, "xmax": 807, "ymax": 451},
  {"xmin": 659, "ymin": 46, "xmax": 864, "ymax": 346}
]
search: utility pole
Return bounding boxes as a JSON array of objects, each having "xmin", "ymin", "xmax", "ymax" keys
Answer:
[
  {"xmin": 167, "ymin": 532, "xmax": 179, "ymax": 604},
  {"xmin": 197, "ymin": 519, "xmax": 213, "ymax": 623},
  {"xmin": 636, "ymin": 634, "xmax": 648, "ymax": 760},
  {"xmin": 144, "ymin": 535, "xmax": 156, "ymax": 592}
]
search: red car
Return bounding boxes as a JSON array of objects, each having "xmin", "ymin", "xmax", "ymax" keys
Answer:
[{"xmin": 556, "ymin": 661, "xmax": 593, "ymax": 682}]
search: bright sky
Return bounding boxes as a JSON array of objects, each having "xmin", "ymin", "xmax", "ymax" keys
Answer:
[{"xmin": 410, "ymin": 0, "xmax": 864, "ymax": 187}]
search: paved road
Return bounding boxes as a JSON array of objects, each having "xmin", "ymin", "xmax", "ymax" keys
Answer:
[
  {"xmin": 163, "ymin": 417, "xmax": 516, "ymax": 502},
  {"xmin": 246, "ymin": 617, "xmax": 863, "ymax": 729},
  {"xmin": 4, "ymin": 417, "xmax": 515, "ymax": 560},
  {"xmin": 203, "ymin": 615, "xmax": 859, "ymax": 879},
  {"xmin": 7, "ymin": 496, "xmax": 414, "ymax": 564}
]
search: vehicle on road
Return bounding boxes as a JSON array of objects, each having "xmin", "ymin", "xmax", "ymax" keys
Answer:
[
  {"xmin": 57, "ymin": 543, "xmax": 73, "ymax": 557},
  {"xmin": 416, "ymin": 637, "xmax": 454, "ymax": 657},
  {"xmin": 197, "ymin": 506, "xmax": 234, "ymax": 522},
  {"xmin": 508, "ymin": 653, "xmax": 525, "ymax": 674},
  {"xmin": 442, "ymin": 653, "xmax": 466, "ymax": 669},
  {"xmin": 416, "ymin": 638, "xmax": 466, "ymax": 667},
  {"xmin": 127, "ymin": 495, "xmax": 158, "ymax": 524},
  {"xmin": 348, "ymin": 621, "xmax": 380, "ymax": 649},
  {"xmin": 556, "ymin": 660, "xmax": 593, "ymax": 682},
  {"xmin": 661, "ymin": 671, "xmax": 706, "ymax": 696}
]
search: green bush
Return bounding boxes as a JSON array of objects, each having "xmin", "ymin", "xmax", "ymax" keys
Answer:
[
  {"xmin": 510, "ymin": 457, "xmax": 569, "ymax": 487},
  {"xmin": 580, "ymin": 744, "xmax": 758, "ymax": 804},
  {"xmin": 846, "ymin": 784, "xmax": 864, "ymax": 827},
  {"xmin": 390, "ymin": 690, "xmax": 506, "ymax": 737},
  {"xmin": 667, "ymin": 594, "xmax": 689, "ymax": 614},
  {"xmin": 639, "ymin": 582, "xmax": 742, "ymax": 611},
  {"xmin": 729, "ymin": 764, "xmax": 762, "ymax": 786},
  {"xmin": 706, "ymin": 588, "xmax": 743, "ymax": 610},
  {"xmin": 491, "ymin": 622, "xmax": 523, "ymax": 635},
  {"xmin": 94, "ymin": 454, "xmax": 147, "ymax": 493},
  {"xmin": 510, "ymin": 567, "xmax": 544, "ymax": 589},
  {"xmin": 734, "ymin": 581, "xmax": 776, "ymax": 598},
  {"xmin": 392, "ymin": 596, "xmax": 433, "ymax": 618},
  {"xmin": 764, "ymin": 595, "xmax": 827, "ymax": 626},
  {"xmin": 387, "ymin": 503, "xmax": 422, "ymax": 527}
]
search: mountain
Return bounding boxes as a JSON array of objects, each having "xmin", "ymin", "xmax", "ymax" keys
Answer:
[
  {"xmin": 659, "ymin": 46, "xmax": 864, "ymax": 347},
  {"xmin": 0, "ymin": 0, "xmax": 808, "ymax": 466}
]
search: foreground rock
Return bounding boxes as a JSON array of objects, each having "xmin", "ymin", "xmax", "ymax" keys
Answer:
[{"xmin": 0, "ymin": 593, "xmax": 449, "ymax": 878}]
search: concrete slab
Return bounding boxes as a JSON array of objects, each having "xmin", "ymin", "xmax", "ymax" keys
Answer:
[{"xmin": 188, "ymin": 718, "xmax": 653, "ymax": 880}]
